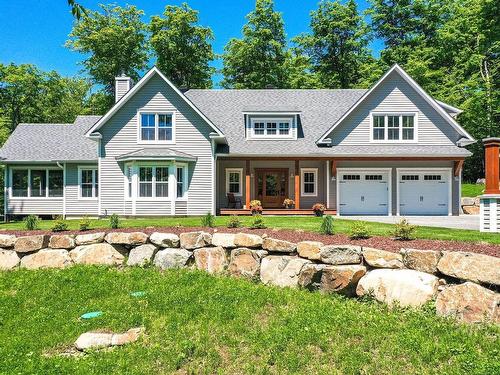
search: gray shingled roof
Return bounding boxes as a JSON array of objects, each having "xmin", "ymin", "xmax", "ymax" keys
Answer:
[
  {"xmin": 0, "ymin": 115, "xmax": 100, "ymax": 162},
  {"xmin": 116, "ymin": 148, "xmax": 197, "ymax": 161},
  {"xmin": 328, "ymin": 145, "xmax": 471, "ymax": 157}
]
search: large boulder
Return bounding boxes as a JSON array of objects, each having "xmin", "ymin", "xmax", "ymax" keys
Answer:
[
  {"xmin": 104, "ymin": 232, "xmax": 148, "ymax": 246},
  {"xmin": 234, "ymin": 233, "xmax": 263, "ymax": 248},
  {"xmin": 356, "ymin": 269, "xmax": 439, "ymax": 307},
  {"xmin": 436, "ymin": 282, "xmax": 500, "ymax": 324},
  {"xmin": 362, "ymin": 248, "xmax": 403, "ymax": 269},
  {"xmin": 149, "ymin": 232, "xmax": 180, "ymax": 248},
  {"xmin": 0, "ymin": 234, "xmax": 16, "ymax": 248},
  {"xmin": 75, "ymin": 328, "xmax": 143, "ymax": 351},
  {"xmin": 70, "ymin": 243, "xmax": 125, "ymax": 266},
  {"xmin": 193, "ymin": 247, "xmax": 228, "ymax": 274},
  {"xmin": 401, "ymin": 248, "xmax": 441, "ymax": 274},
  {"xmin": 461, "ymin": 197, "xmax": 476, "ymax": 206},
  {"xmin": 14, "ymin": 235, "xmax": 49, "ymax": 253},
  {"xmin": 153, "ymin": 248, "xmax": 192, "ymax": 270},
  {"xmin": 212, "ymin": 233, "xmax": 237, "ymax": 248},
  {"xmin": 320, "ymin": 265, "xmax": 367, "ymax": 296},
  {"xmin": 320, "ymin": 245, "xmax": 361, "ymax": 265},
  {"xmin": 127, "ymin": 244, "xmax": 158, "ymax": 267},
  {"xmin": 298, "ymin": 264, "xmax": 328, "ymax": 290},
  {"xmin": 262, "ymin": 238, "xmax": 296, "ymax": 253},
  {"xmin": 49, "ymin": 235, "xmax": 76, "ymax": 250},
  {"xmin": 20, "ymin": 249, "xmax": 72, "ymax": 270},
  {"xmin": 462, "ymin": 206, "xmax": 480, "ymax": 215},
  {"xmin": 180, "ymin": 231, "xmax": 212, "ymax": 250},
  {"xmin": 0, "ymin": 249, "xmax": 21, "ymax": 270},
  {"xmin": 260, "ymin": 256, "xmax": 311, "ymax": 288},
  {"xmin": 297, "ymin": 241, "xmax": 324, "ymax": 260},
  {"xmin": 75, "ymin": 232, "xmax": 105, "ymax": 246},
  {"xmin": 228, "ymin": 248, "xmax": 267, "ymax": 279},
  {"xmin": 437, "ymin": 251, "xmax": 500, "ymax": 286}
]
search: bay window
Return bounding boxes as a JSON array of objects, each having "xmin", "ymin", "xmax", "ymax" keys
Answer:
[
  {"xmin": 126, "ymin": 164, "xmax": 188, "ymax": 200},
  {"xmin": 139, "ymin": 167, "xmax": 153, "ymax": 197},
  {"xmin": 371, "ymin": 113, "xmax": 416, "ymax": 142},
  {"xmin": 11, "ymin": 168, "xmax": 64, "ymax": 198},
  {"xmin": 139, "ymin": 112, "xmax": 174, "ymax": 142}
]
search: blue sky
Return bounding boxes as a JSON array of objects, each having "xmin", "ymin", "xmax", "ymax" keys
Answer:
[{"xmin": 0, "ymin": 0, "xmax": 382, "ymax": 85}]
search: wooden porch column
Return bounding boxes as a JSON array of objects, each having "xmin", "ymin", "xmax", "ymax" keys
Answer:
[
  {"xmin": 294, "ymin": 160, "xmax": 300, "ymax": 210},
  {"xmin": 484, "ymin": 138, "xmax": 500, "ymax": 194},
  {"xmin": 245, "ymin": 160, "xmax": 251, "ymax": 209}
]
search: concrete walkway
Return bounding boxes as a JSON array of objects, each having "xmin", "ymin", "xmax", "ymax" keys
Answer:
[{"xmin": 341, "ymin": 215, "xmax": 480, "ymax": 231}]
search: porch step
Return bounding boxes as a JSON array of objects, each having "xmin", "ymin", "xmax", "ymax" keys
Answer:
[{"xmin": 220, "ymin": 209, "xmax": 337, "ymax": 216}]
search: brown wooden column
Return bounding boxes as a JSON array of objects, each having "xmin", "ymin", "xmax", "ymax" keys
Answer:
[
  {"xmin": 484, "ymin": 138, "xmax": 500, "ymax": 194},
  {"xmin": 245, "ymin": 160, "xmax": 251, "ymax": 209},
  {"xmin": 294, "ymin": 160, "xmax": 300, "ymax": 210}
]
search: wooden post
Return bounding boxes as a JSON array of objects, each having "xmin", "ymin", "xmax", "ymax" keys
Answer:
[
  {"xmin": 294, "ymin": 160, "xmax": 300, "ymax": 210},
  {"xmin": 453, "ymin": 160, "xmax": 464, "ymax": 177},
  {"xmin": 331, "ymin": 159, "xmax": 337, "ymax": 179},
  {"xmin": 483, "ymin": 138, "xmax": 500, "ymax": 194},
  {"xmin": 245, "ymin": 160, "xmax": 251, "ymax": 209}
]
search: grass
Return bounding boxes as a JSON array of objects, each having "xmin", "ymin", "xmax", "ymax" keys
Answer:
[
  {"xmin": 462, "ymin": 183, "xmax": 485, "ymax": 197},
  {"xmin": 1, "ymin": 215, "xmax": 498, "ymax": 245},
  {"xmin": 0, "ymin": 267, "xmax": 498, "ymax": 374}
]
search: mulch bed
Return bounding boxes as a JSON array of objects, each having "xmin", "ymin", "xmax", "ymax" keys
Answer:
[{"xmin": 1, "ymin": 226, "xmax": 499, "ymax": 258}]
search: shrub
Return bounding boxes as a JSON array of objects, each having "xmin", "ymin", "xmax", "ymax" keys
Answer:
[
  {"xmin": 250, "ymin": 214, "xmax": 266, "ymax": 229},
  {"xmin": 226, "ymin": 215, "xmax": 242, "ymax": 228},
  {"xmin": 393, "ymin": 218, "xmax": 417, "ymax": 240},
  {"xmin": 109, "ymin": 213, "xmax": 120, "ymax": 229},
  {"xmin": 349, "ymin": 221, "xmax": 370, "ymax": 239},
  {"xmin": 320, "ymin": 215, "xmax": 334, "ymax": 235},
  {"xmin": 24, "ymin": 215, "xmax": 40, "ymax": 231},
  {"xmin": 51, "ymin": 217, "xmax": 68, "ymax": 232},
  {"xmin": 79, "ymin": 216, "xmax": 91, "ymax": 231},
  {"xmin": 201, "ymin": 212, "xmax": 216, "ymax": 228}
]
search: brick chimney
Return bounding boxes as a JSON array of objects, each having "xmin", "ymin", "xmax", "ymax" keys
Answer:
[
  {"xmin": 483, "ymin": 137, "xmax": 500, "ymax": 194},
  {"xmin": 114, "ymin": 74, "xmax": 133, "ymax": 102}
]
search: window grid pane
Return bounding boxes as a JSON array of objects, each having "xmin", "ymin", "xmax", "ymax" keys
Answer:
[
  {"xmin": 387, "ymin": 116, "xmax": 400, "ymax": 140},
  {"xmin": 266, "ymin": 122, "xmax": 277, "ymax": 135},
  {"xmin": 48, "ymin": 170, "xmax": 63, "ymax": 197},
  {"xmin": 303, "ymin": 172, "xmax": 315, "ymax": 194},
  {"xmin": 12, "ymin": 170, "xmax": 28, "ymax": 197},
  {"xmin": 254, "ymin": 122, "xmax": 265, "ymax": 135},
  {"xmin": 139, "ymin": 167, "xmax": 153, "ymax": 197},
  {"xmin": 30, "ymin": 170, "xmax": 46, "ymax": 197},
  {"xmin": 279, "ymin": 122, "xmax": 290, "ymax": 135},
  {"xmin": 177, "ymin": 167, "xmax": 184, "ymax": 197},
  {"xmin": 141, "ymin": 113, "xmax": 156, "ymax": 141},
  {"xmin": 158, "ymin": 114, "xmax": 173, "ymax": 141}
]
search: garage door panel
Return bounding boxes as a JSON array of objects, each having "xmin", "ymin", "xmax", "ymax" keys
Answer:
[
  {"xmin": 339, "ymin": 171, "xmax": 390, "ymax": 215},
  {"xmin": 399, "ymin": 171, "xmax": 449, "ymax": 216}
]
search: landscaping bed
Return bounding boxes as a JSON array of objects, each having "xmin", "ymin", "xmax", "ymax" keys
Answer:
[{"xmin": 2, "ymin": 226, "xmax": 499, "ymax": 258}]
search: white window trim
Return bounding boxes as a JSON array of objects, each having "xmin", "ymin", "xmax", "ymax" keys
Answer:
[
  {"xmin": 336, "ymin": 168, "xmax": 392, "ymax": 217},
  {"xmin": 301, "ymin": 168, "xmax": 318, "ymax": 197},
  {"xmin": 78, "ymin": 166, "xmax": 98, "ymax": 200},
  {"xmin": 369, "ymin": 112, "xmax": 418, "ymax": 143},
  {"xmin": 396, "ymin": 168, "xmax": 452, "ymax": 216},
  {"xmin": 137, "ymin": 110, "xmax": 176, "ymax": 145},
  {"xmin": 225, "ymin": 168, "xmax": 243, "ymax": 196},
  {"xmin": 123, "ymin": 161, "xmax": 188, "ymax": 201},
  {"xmin": 247, "ymin": 117, "xmax": 296, "ymax": 140},
  {"xmin": 9, "ymin": 167, "xmax": 64, "ymax": 200}
]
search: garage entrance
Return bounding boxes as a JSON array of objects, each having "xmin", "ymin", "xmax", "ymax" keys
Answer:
[
  {"xmin": 338, "ymin": 169, "xmax": 391, "ymax": 215},
  {"xmin": 398, "ymin": 169, "xmax": 451, "ymax": 215}
]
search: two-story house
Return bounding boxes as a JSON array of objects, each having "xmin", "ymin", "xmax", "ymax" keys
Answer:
[{"xmin": 0, "ymin": 64, "xmax": 474, "ymax": 218}]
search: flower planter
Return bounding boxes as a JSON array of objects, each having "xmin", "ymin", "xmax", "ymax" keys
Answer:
[{"xmin": 314, "ymin": 211, "xmax": 324, "ymax": 217}]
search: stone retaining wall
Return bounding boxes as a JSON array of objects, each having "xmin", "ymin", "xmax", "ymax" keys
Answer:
[
  {"xmin": 461, "ymin": 197, "xmax": 480, "ymax": 215},
  {"xmin": 0, "ymin": 231, "xmax": 498, "ymax": 324}
]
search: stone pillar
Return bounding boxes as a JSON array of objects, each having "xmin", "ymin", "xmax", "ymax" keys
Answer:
[{"xmin": 480, "ymin": 138, "xmax": 500, "ymax": 232}]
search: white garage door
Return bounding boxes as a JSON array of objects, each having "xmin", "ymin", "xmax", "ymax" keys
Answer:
[
  {"xmin": 399, "ymin": 170, "xmax": 450, "ymax": 215},
  {"xmin": 338, "ymin": 171, "xmax": 390, "ymax": 215}
]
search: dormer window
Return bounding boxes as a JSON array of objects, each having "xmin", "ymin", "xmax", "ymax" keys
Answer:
[
  {"xmin": 138, "ymin": 112, "xmax": 174, "ymax": 143},
  {"xmin": 248, "ymin": 117, "xmax": 295, "ymax": 139},
  {"xmin": 371, "ymin": 113, "xmax": 417, "ymax": 142}
]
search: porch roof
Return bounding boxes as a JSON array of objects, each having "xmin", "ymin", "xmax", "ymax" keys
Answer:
[{"xmin": 115, "ymin": 148, "xmax": 197, "ymax": 162}]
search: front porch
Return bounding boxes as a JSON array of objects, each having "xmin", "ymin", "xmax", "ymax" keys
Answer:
[{"xmin": 220, "ymin": 208, "xmax": 337, "ymax": 216}]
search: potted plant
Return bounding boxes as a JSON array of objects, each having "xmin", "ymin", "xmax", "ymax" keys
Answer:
[
  {"xmin": 250, "ymin": 200, "xmax": 263, "ymax": 215},
  {"xmin": 312, "ymin": 203, "xmax": 326, "ymax": 217},
  {"xmin": 282, "ymin": 198, "xmax": 295, "ymax": 209}
]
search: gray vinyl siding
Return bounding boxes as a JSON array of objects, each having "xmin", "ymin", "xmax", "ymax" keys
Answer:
[
  {"xmin": 5, "ymin": 164, "xmax": 64, "ymax": 216},
  {"xmin": 65, "ymin": 163, "xmax": 99, "ymax": 216},
  {"xmin": 330, "ymin": 160, "xmax": 460, "ymax": 215},
  {"xmin": 216, "ymin": 159, "xmax": 326, "ymax": 210},
  {"xmin": 329, "ymin": 71, "xmax": 462, "ymax": 146},
  {"xmin": 99, "ymin": 73, "xmax": 214, "ymax": 216}
]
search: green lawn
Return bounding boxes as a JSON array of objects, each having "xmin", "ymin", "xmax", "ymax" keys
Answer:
[
  {"xmin": 1, "ymin": 215, "xmax": 498, "ymax": 244},
  {"xmin": 0, "ymin": 267, "xmax": 497, "ymax": 374},
  {"xmin": 462, "ymin": 183, "xmax": 484, "ymax": 197}
]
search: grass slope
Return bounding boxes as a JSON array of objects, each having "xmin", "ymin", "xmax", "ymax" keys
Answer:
[
  {"xmin": 462, "ymin": 183, "xmax": 485, "ymax": 198},
  {"xmin": 1, "ymin": 215, "xmax": 498, "ymax": 244},
  {"xmin": 0, "ymin": 267, "xmax": 498, "ymax": 374}
]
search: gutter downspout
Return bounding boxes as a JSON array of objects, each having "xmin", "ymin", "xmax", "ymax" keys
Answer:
[
  {"xmin": 3, "ymin": 165, "xmax": 7, "ymax": 222},
  {"xmin": 56, "ymin": 162, "xmax": 66, "ymax": 218}
]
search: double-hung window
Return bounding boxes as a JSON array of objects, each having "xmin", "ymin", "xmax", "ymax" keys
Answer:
[
  {"xmin": 371, "ymin": 113, "xmax": 416, "ymax": 142},
  {"xmin": 138, "ymin": 166, "xmax": 169, "ymax": 198},
  {"xmin": 225, "ymin": 168, "xmax": 242, "ymax": 196},
  {"xmin": 176, "ymin": 166, "xmax": 185, "ymax": 198},
  {"xmin": 139, "ymin": 112, "xmax": 174, "ymax": 142},
  {"xmin": 301, "ymin": 168, "xmax": 317, "ymax": 197},
  {"xmin": 11, "ymin": 168, "xmax": 64, "ymax": 198},
  {"xmin": 79, "ymin": 168, "xmax": 98, "ymax": 198}
]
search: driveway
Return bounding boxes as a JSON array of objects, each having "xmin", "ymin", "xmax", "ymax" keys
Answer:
[{"xmin": 340, "ymin": 215, "xmax": 480, "ymax": 231}]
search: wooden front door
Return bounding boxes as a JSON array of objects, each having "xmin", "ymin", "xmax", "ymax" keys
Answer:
[{"xmin": 255, "ymin": 169, "xmax": 288, "ymax": 208}]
